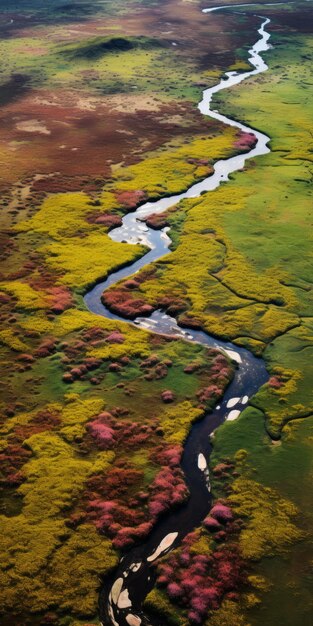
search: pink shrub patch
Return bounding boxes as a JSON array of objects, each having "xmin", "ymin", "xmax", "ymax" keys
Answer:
[
  {"xmin": 34, "ymin": 337, "xmax": 57, "ymax": 358},
  {"xmin": 268, "ymin": 376, "xmax": 283, "ymax": 389},
  {"xmin": 95, "ymin": 214, "xmax": 122, "ymax": 227},
  {"xmin": 113, "ymin": 521, "xmax": 153, "ymax": 549},
  {"xmin": 109, "ymin": 362, "xmax": 122, "ymax": 372},
  {"xmin": 167, "ymin": 582, "xmax": 183, "ymax": 599},
  {"xmin": 155, "ymin": 522, "xmax": 246, "ymax": 624},
  {"xmin": 87, "ymin": 417, "xmax": 115, "ymax": 448},
  {"xmin": 148, "ymin": 466, "xmax": 188, "ymax": 519},
  {"xmin": 48, "ymin": 285, "xmax": 73, "ymax": 314},
  {"xmin": 18, "ymin": 353, "xmax": 35, "ymax": 363},
  {"xmin": 102, "ymin": 289, "xmax": 154, "ymax": 319},
  {"xmin": 144, "ymin": 213, "xmax": 169, "ymax": 230},
  {"xmin": 116, "ymin": 189, "xmax": 146, "ymax": 209},
  {"xmin": 196, "ymin": 384, "xmax": 222, "ymax": 403},
  {"xmin": 188, "ymin": 610, "xmax": 202, "ymax": 624},
  {"xmin": 124, "ymin": 279, "xmax": 140, "ymax": 289},
  {"xmin": 153, "ymin": 445, "xmax": 183, "ymax": 468},
  {"xmin": 234, "ymin": 131, "xmax": 257, "ymax": 151},
  {"xmin": 106, "ymin": 331, "xmax": 125, "ymax": 344},
  {"xmin": 161, "ymin": 390, "xmax": 175, "ymax": 403},
  {"xmin": 210, "ymin": 503, "xmax": 233, "ymax": 523},
  {"xmin": 203, "ymin": 516, "xmax": 222, "ymax": 531}
]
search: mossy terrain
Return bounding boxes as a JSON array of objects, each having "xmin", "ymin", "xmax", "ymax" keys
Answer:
[
  {"xmin": 107, "ymin": 10, "xmax": 313, "ymax": 437},
  {"xmin": 0, "ymin": 278, "xmax": 235, "ymax": 625},
  {"xmin": 0, "ymin": 1, "xmax": 248, "ymax": 620},
  {"xmin": 1, "ymin": 1, "xmax": 313, "ymax": 626},
  {"xmin": 0, "ymin": 134, "xmax": 236, "ymax": 622},
  {"xmin": 127, "ymin": 4, "xmax": 313, "ymax": 626},
  {"xmin": 0, "ymin": 0, "xmax": 261, "ymax": 198}
]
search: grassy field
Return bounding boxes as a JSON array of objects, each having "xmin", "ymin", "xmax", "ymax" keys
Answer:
[{"xmin": 135, "ymin": 6, "xmax": 313, "ymax": 626}]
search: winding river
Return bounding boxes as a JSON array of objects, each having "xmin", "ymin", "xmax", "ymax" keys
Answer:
[{"xmin": 84, "ymin": 6, "xmax": 273, "ymax": 626}]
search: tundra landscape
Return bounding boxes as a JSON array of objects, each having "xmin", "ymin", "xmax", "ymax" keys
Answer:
[{"xmin": 0, "ymin": 2, "xmax": 312, "ymax": 626}]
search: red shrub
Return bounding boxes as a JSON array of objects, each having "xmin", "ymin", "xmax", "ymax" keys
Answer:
[
  {"xmin": 203, "ymin": 516, "xmax": 222, "ymax": 531},
  {"xmin": 161, "ymin": 390, "xmax": 175, "ymax": 403},
  {"xmin": 102, "ymin": 289, "xmax": 154, "ymax": 319},
  {"xmin": 87, "ymin": 421, "xmax": 115, "ymax": 448},
  {"xmin": 48, "ymin": 285, "xmax": 73, "ymax": 314},
  {"xmin": 116, "ymin": 189, "xmax": 146, "ymax": 209},
  {"xmin": 210, "ymin": 503, "xmax": 233, "ymax": 523},
  {"xmin": 167, "ymin": 582, "xmax": 183, "ymax": 599},
  {"xmin": 106, "ymin": 331, "xmax": 125, "ymax": 344},
  {"xmin": 268, "ymin": 376, "xmax": 283, "ymax": 388},
  {"xmin": 234, "ymin": 131, "xmax": 257, "ymax": 151}
]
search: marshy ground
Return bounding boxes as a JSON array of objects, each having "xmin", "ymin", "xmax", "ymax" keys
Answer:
[{"xmin": 0, "ymin": 2, "xmax": 312, "ymax": 626}]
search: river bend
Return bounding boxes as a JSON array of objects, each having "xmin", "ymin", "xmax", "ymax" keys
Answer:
[{"xmin": 84, "ymin": 7, "xmax": 272, "ymax": 626}]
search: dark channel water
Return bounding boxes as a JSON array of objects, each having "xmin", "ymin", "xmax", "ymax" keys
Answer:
[{"xmin": 83, "ymin": 6, "xmax": 274, "ymax": 626}]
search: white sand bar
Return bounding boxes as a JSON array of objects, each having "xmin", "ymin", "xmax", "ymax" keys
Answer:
[
  {"xmin": 111, "ymin": 578, "xmax": 123, "ymax": 604},
  {"xmin": 117, "ymin": 589, "xmax": 132, "ymax": 609},
  {"xmin": 224, "ymin": 349, "xmax": 242, "ymax": 364},
  {"xmin": 130, "ymin": 562, "xmax": 142, "ymax": 572},
  {"xmin": 226, "ymin": 397, "xmax": 240, "ymax": 408},
  {"xmin": 226, "ymin": 409, "xmax": 241, "ymax": 421},
  {"xmin": 198, "ymin": 453, "xmax": 207, "ymax": 471},
  {"xmin": 147, "ymin": 532, "xmax": 178, "ymax": 562}
]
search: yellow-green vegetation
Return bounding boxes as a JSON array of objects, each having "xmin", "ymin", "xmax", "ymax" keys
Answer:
[
  {"xmin": 11, "ymin": 126, "xmax": 240, "ymax": 295},
  {"xmin": 0, "ymin": 519, "xmax": 117, "ymax": 617},
  {"xmin": 14, "ymin": 192, "xmax": 146, "ymax": 292},
  {"xmin": 160, "ymin": 401, "xmax": 203, "ymax": 445},
  {"xmin": 101, "ymin": 17, "xmax": 313, "ymax": 626},
  {"xmin": 1, "ymin": 2, "xmax": 313, "ymax": 626},
  {"xmin": 0, "ymin": 328, "xmax": 29, "ymax": 352},
  {"xmin": 112, "ymin": 28, "xmax": 313, "ymax": 434},
  {"xmin": 212, "ymin": 406, "xmax": 313, "ymax": 625},
  {"xmin": 112, "ymin": 130, "xmax": 238, "ymax": 197},
  {"xmin": 15, "ymin": 191, "xmax": 119, "ymax": 240},
  {"xmin": 0, "ymin": 27, "xmax": 223, "ymax": 103},
  {"xmin": 145, "ymin": 588, "xmax": 183, "ymax": 626},
  {"xmin": 204, "ymin": 23, "xmax": 313, "ymax": 626},
  {"xmin": 40, "ymin": 232, "xmax": 145, "ymax": 289},
  {"xmin": 0, "ymin": 280, "xmax": 48, "ymax": 310},
  {"xmin": 228, "ymin": 477, "xmax": 302, "ymax": 560},
  {"xmin": 0, "ymin": 231, "xmax": 234, "ymax": 626},
  {"xmin": 0, "ymin": 406, "xmax": 117, "ymax": 617},
  {"xmin": 145, "ymin": 593, "xmax": 251, "ymax": 626},
  {"xmin": 204, "ymin": 600, "xmax": 249, "ymax": 626}
]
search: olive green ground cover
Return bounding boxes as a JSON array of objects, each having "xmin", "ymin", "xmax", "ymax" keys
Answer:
[
  {"xmin": 0, "ymin": 300, "xmax": 234, "ymax": 625},
  {"xmin": 109, "ymin": 27, "xmax": 313, "ymax": 436},
  {"xmin": 0, "ymin": 0, "xmax": 259, "ymax": 105},
  {"xmin": 0, "ymin": 116, "xmax": 238, "ymax": 624},
  {"xmin": 124, "ymin": 17, "xmax": 313, "ymax": 626},
  {"xmin": 1, "ymin": 3, "xmax": 312, "ymax": 626},
  {"xmin": 0, "ymin": 26, "xmax": 219, "ymax": 104}
]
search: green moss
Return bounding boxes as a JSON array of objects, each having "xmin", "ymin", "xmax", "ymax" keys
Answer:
[
  {"xmin": 160, "ymin": 401, "xmax": 203, "ymax": 445},
  {"xmin": 144, "ymin": 587, "xmax": 184, "ymax": 626},
  {"xmin": 0, "ymin": 281, "xmax": 48, "ymax": 310},
  {"xmin": 0, "ymin": 519, "xmax": 117, "ymax": 616},
  {"xmin": 205, "ymin": 600, "xmax": 249, "ymax": 626},
  {"xmin": 112, "ymin": 129, "xmax": 238, "ymax": 198},
  {"xmin": 59, "ymin": 35, "xmax": 166, "ymax": 61},
  {"xmin": 228, "ymin": 477, "xmax": 302, "ymax": 560}
]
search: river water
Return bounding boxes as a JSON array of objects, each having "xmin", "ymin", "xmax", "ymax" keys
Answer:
[{"xmin": 84, "ymin": 7, "xmax": 272, "ymax": 626}]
